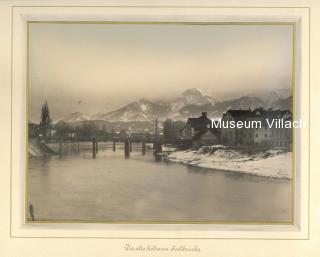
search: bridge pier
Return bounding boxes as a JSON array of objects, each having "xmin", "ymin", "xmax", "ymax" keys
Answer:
[
  {"xmin": 153, "ymin": 140, "xmax": 162, "ymax": 155},
  {"xmin": 59, "ymin": 139, "xmax": 62, "ymax": 159},
  {"xmin": 124, "ymin": 139, "xmax": 130, "ymax": 158},
  {"xmin": 77, "ymin": 140, "xmax": 80, "ymax": 153},
  {"xmin": 142, "ymin": 140, "xmax": 146, "ymax": 155},
  {"xmin": 153, "ymin": 139, "xmax": 162, "ymax": 161},
  {"xmin": 92, "ymin": 139, "xmax": 96, "ymax": 158},
  {"xmin": 113, "ymin": 140, "xmax": 116, "ymax": 152}
]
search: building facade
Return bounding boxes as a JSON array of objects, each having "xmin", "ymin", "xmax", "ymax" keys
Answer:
[
  {"xmin": 221, "ymin": 108, "xmax": 292, "ymax": 149},
  {"xmin": 180, "ymin": 112, "xmax": 220, "ymax": 148}
]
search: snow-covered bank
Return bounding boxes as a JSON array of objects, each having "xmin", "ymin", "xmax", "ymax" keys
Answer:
[
  {"xmin": 28, "ymin": 139, "xmax": 57, "ymax": 157},
  {"xmin": 164, "ymin": 146, "xmax": 292, "ymax": 179}
]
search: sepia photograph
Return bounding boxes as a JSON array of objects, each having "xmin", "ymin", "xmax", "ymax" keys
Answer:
[{"xmin": 27, "ymin": 22, "xmax": 294, "ymax": 223}]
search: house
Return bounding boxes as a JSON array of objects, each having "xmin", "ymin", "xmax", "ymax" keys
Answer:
[
  {"xmin": 220, "ymin": 110, "xmax": 255, "ymax": 146},
  {"xmin": 192, "ymin": 129, "xmax": 219, "ymax": 148},
  {"xmin": 128, "ymin": 132, "xmax": 146, "ymax": 142},
  {"xmin": 180, "ymin": 112, "xmax": 211, "ymax": 139},
  {"xmin": 180, "ymin": 112, "xmax": 220, "ymax": 148},
  {"xmin": 48, "ymin": 128, "xmax": 57, "ymax": 137},
  {"xmin": 28, "ymin": 121, "xmax": 39, "ymax": 138},
  {"xmin": 66, "ymin": 132, "xmax": 76, "ymax": 138},
  {"xmin": 220, "ymin": 108, "xmax": 292, "ymax": 148},
  {"xmin": 253, "ymin": 108, "xmax": 292, "ymax": 148},
  {"xmin": 269, "ymin": 110, "xmax": 292, "ymax": 148}
]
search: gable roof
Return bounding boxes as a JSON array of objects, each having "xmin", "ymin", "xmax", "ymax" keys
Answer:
[
  {"xmin": 225, "ymin": 109, "xmax": 292, "ymax": 122},
  {"xmin": 224, "ymin": 110, "xmax": 254, "ymax": 122},
  {"xmin": 186, "ymin": 114, "xmax": 211, "ymax": 129}
]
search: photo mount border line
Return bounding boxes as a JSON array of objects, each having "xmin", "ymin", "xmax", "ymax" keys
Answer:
[
  {"xmin": 11, "ymin": 6, "xmax": 311, "ymax": 9},
  {"xmin": 23, "ymin": 21, "xmax": 296, "ymax": 225},
  {"xmin": 24, "ymin": 21, "xmax": 296, "ymax": 225},
  {"xmin": 9, "ymin": 5, "xmax": 310, "ymax": 240}
]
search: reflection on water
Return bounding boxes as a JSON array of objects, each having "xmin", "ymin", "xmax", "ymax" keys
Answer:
[{"xmin": 28, "ymin": 142, "xmax": 292, "ymax": 222}]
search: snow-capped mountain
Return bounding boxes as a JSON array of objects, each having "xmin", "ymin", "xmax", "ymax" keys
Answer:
[
  {"xmin": 92, "ymin": 98, "xmax": 171, "ymax": 122},
  {"xmin": 253, "ymin": 89, "xmax": 292, "ymax": 109},
  {"xmin": 169, "ymin": 96, "xmax": 267, "ymax": 120},
  {"xmin": 57, "ymin": 112, "xmax": 91, "ymax": 123},
  {"xmin": 213, "ymin": 96, "xmax": 267, "ymax": 113},
  {"xmin": 258, "ymin": 91, "xmax": 280, "ymax": 108},
  {"xmin": 271, "ymin": 96, "xmax": 292, "ymax": 111},
  {"xmin": 58, "ymin": 88, "xmax": 292, "ymax": 123},
  {"xmin": 92, "ymin": 89, "xmax": 217, "ymax": 122},
  {"xmin": 170, "ymin": 88, "xmax": 217, "ymax": 112}
]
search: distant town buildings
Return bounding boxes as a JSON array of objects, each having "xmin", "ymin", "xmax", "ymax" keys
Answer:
[{"xmin": 29, "ymin": 104, "xmax": 292, "ymax": 150}]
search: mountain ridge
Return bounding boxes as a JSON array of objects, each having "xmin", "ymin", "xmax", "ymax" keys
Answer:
[{"xmin": 56, "ymin": 88, "xmax": 292, "ymax": 123}]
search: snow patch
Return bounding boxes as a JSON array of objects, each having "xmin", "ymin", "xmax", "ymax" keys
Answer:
[
  {"xmin": 140, "ymin": 104, "xmax": 147, "ymax": 111},
  {"xmin": 165, "ymin": 146, "xmax": 292, "ymax": 179}
]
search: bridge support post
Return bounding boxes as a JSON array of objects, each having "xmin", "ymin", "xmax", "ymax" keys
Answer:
[
  {"xmin": 153, "ymin": 139, "xmax": 162, "ymax": 160},
  {"xmin": 124, "ymin": 139, "xmax": 130, "ymax": 158},
  {"xmin": 92, "ymin": 139, "xmax": 96, "ymax": 158},
  {"xmin": 129, "ymin": 140, "xmax": 132, "ymax": 152},
  {"xmin": 96, "ymin": 141, "xmax": 98, "ymax": 153},
  {"xmin": 113, "ymin": 140, "xmax": 116, "ymax": 152},
  {"xmin": 59, "ymin": 138, "xmax": 62, "ymax": 159},
  {"xmin": 77, "ymin": 140, "xmax": 80, "ymax": 153},
  {"xmin": 142, "ymin": 140, "xmax": 146, "ymax": 155}
]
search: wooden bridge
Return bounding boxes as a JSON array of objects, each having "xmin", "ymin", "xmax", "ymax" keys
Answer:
[{"xmin": 51, "ymin": 136, "xmax": 162, "ymax": 159}]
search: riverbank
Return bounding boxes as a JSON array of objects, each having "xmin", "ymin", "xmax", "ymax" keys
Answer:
[
  {"xmin": 28, "ymin": 139, "xmax": 57, "ymax": 157},
  {"xmin": 164, "ymin": 146, "xmax": 292, "ymax": 179}
]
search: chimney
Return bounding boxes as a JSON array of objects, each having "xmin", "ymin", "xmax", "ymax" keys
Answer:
[{"xmin": 202, "ymin": 112, "xmax": 207, "ymax": 117}]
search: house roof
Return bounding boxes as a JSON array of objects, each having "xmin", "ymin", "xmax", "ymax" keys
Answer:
[
  {"xmin": 186, "ymin": 115, "xmax": 211, "ymax": 128},
  {"xmin": 225, "ymin": 109, "xmax": 292, "ymax": 122},
  {"xmin": 225, "ymin": 110, "xmax": 254, "ymax": 122}
]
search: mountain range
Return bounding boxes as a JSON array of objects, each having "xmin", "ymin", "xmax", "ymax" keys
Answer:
[{"xmin": 57, "ymin": 88, "xmax": 292, "ymax": 124}]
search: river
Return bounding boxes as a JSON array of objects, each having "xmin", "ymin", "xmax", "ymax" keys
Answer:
[{"xmin": 27, "ymin": 142, "xmax": 292, "ymax": 223}]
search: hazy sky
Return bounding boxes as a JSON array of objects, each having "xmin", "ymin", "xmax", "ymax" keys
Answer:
[{"xmin": 29, "ymin": 23, "xmax": 293, "ymax": 122}]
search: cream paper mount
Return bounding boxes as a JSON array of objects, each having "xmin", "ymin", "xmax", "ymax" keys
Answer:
[{"xmin": 7, "ymin": 3, "xmax": 310, "ymax": 244}]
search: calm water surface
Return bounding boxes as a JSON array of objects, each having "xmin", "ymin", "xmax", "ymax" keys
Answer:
[{"xmin": 28, "ymin": 142, "xmax": 292, "ymax": 222}]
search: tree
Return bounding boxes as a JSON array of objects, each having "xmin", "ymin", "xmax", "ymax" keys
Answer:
[
  {"xmin": 102, "ymin": 124, "xmax": 107, "ymax": 136},
  {"xmin": 79, "ymin": 122, "xmax": 98, "ymax": 138},
  {"xmin": 39, "ymin": 101, "xmax": 51, "ymax": 138},
  {"xmin": 55, "ymin": 121, "xmax": 69, "ymax": 137},
  {"xmin": 163, "ymin": 119, "xmax": 185, "ymax": 143},
  {"xmin": 163, "ymin": 119, "xmax": 175, "ymax": 142}
]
